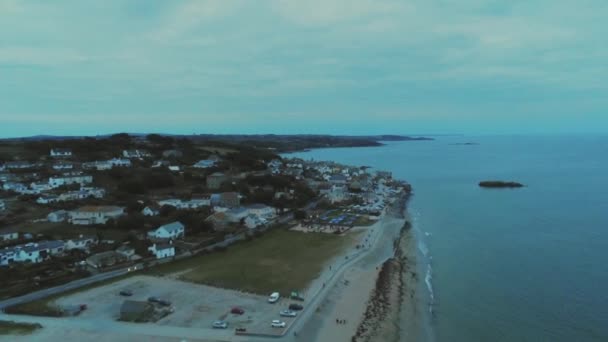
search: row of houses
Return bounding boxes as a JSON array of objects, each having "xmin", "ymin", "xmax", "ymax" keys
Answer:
[
  {"xmin": 36, "ymin": 187, "xmax": 105, "ymax": 204},
  {"xmin": 47, "ymin": 206, "xmax": 125, "ymax": 225},
  {"xmin": 82, "ymin": 158, "xmax": 131, "ymax": 171}
]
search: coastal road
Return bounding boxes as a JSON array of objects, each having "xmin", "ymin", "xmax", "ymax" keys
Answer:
[{"xmin": 0, "ymin": 267, "xmax": 137, "ymax": 311}]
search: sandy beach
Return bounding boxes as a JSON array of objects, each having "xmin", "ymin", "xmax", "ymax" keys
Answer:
[{"xmin": 291, "ymin": 195, "xmax": 426, "ymax": 342}]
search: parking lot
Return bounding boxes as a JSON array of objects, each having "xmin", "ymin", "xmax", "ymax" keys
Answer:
[{"xmin": 53, "ymin": 275, "xmax": 298, "ymax": 336}]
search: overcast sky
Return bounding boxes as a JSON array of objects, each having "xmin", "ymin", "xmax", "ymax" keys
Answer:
[{"xmin": 1, "ymin": 0, "xmax": 607, "ymax": 137}]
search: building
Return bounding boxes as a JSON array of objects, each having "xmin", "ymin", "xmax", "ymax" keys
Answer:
[
  {"xmin": 0, "ymin": 199, "xmax": 5, "ymax": 211},
  {"xmin": 0, "ymin": 230, "xmax": 19, "ymax": 242},
  {"xmin": 50, "ymin": 148, "xmax": 72, "ymax": 158},
  {"xmin": 109, "ymin": 158, "xmax": 132, "ymax": 167},
  {"xmin": 219, "ymin": 192, "xmax": 240, "ymax": 208},
  {"xmin": 206, "ymin": 172, "xmax": 227, "ymax": 190},
  {"xmin": 4, "ymin": 161, "xmax": 36, "ymax": 169},
  {"xmin": 247, "ymin": 204, "xmax": 275, "ymax": 219},
  {"xmin": 86, "ymin": 251, "xmax": 127, "ymax": 268},
  {"xmin": 52, "ymin": 162, "xmax": 74, "ymax": 170},
  {"xmin": 49, "ymin": 174, "xmax": 93, "ymax": 188},
  {"xmin": 376, "ymin": 171, "xmax": 392, "ymax": 179},
  {"xmin": 120, "ymin": 300, "xmax": 155, "ymax": 322},
  {"xmin": 205, "ymin": 212, "xmax": 230, "ymax": 231},
  {"xmin": 48, "ymin": 210, "xmax": 69, "ymax": 223},
  {"xmin": 2, "ymin": 182, "xmax": 28, "ymax": 193},
  {"xmin": 30, "ymin": 182, "xmax": 53, "ymax": 192},
  {"xmin": 82, "ymin": 160, "xmax": 113, "ymax": 171},
  {"xmin": 162, "ymin": 150, "xmax": 183, "ymax": 158},
  {"xmin": 0, "ymin": 240, "xmax": 65, "ymax": 266},
  {"xmin": 147, "ymin": 221, "xmax": 185, "ymax": 240},
  {"xmin": 225, "ymin": 207, "xmax": 249, "ymax": 223},
  {"xmin": 244, "ymin": 214, "xmax": 266, "ymax": 229},
  {"xmin": 65, "ymin": 236, "xmax": 98, "ymax": 250},
  {"xmin": 123, "ymin": 150, "xmax": 151, "ymax": 159},
  {"xmin": 329, "ymin": 174, "xmax": 348, "ymax": 185},
  {"xmin": 116, "ymin": 245, "xmax": 136, "ymax": 260},
  {"xmin": 69, "ymin": 206, "xmax": 125, "ymax": 225},
  {"xmin": 157, "ymin": 198, "xmax": 209, "ymax": 210},
  {"xmin": 193, "ymin": 159, "xmax": 216, "ymax": 169},
  {"xmin": 148, "ymin": 243, "xmax": 175, "ymax": 259},
  {"xmin": 37, "ymin": 195, "xmax": 59, "ymax": 204},
  {"xmin": 142, "ymin": 206, "xmax": 160, "ymax": 216}
]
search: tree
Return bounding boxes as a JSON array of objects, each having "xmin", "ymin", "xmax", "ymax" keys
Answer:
[{"xmin": 294, "ymin": 210, "xmax": 307, "ymax": 220}]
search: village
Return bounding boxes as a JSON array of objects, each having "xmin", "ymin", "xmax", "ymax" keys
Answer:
[{"xmin": 0, "ymin": 135, "xmax": 410, "ymax": 339}]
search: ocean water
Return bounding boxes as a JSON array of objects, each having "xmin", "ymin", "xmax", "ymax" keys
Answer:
[{"xmin": 291, "ymin": 135, "xmax": 608, "ymax": 342}]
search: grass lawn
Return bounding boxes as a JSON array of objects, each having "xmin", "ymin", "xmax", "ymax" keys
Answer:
[
  {"xmin": 0, "ymin": 321, "xmax": 42, "ymax": 335},
  {"xmin": 150, "ymin": 229, "xmax": 357, "ymax": 295}
]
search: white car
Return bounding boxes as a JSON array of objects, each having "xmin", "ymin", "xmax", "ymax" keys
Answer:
[
  {"xmin": 268, "ymin": 292, "xmax": 280, "ymax": 303},
  {"xmin": 271, "ymin": 320, "xmax": 286, "ymax": 328},
  {"xmin": 212, "ymin": 320, "xmax": 228, "ymax": 329},
  {"xmin": 280, "ymin": 310, "xmax": 297, "ymax": 317}
]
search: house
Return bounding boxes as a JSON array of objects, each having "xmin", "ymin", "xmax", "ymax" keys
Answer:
[
  {"xmin": 148, "ymin": 243, "xmax": 175, "ymax": 259},
  {"xmin": 50, "ymin": 148, "xmax": 72, "ymax": 157},
  {"xmin": 48, "ymin": 174, "xmax": 93, "ymax": 188},
  {"xmin": 247, "ymin": 204, "xmax": 276, "ymax": 219},
  {"xmin": 193, "ymin": 160, "xmax": 216, "ymax": 169},
  {"xmin": 206, "ymin": 172, "xmax": 227, "ymax": 190},
  {"xmin": 329, "ymin": 174, "xmax": 348, "ymax": 185},
  {"xmin": 2, "ymin": 182, "xmax": 28, "ymax": 193},
  {"xmin": 328, "ymin": 185, "xmax": 348, "ymax": 203},
  {"xmin": 123, "ymin": 150, "xmax": 151, "ymax": 159},
  {"xmin": 157, "ymin": 198, "xmax": 209, "ymax": 210},
  {"xmin": 65, "ymin": 236, "xmax": 98, "ymax": 250},
  {"xmin": 168, "ymin": 166, "xmax": 180, "ymax": 172},
  {"xmin": 37, "ymin": 195, "xmax": 59, "ymax": 204},
  {"xmin": 244, "ymin": 214, "xmax": 266, "ymax": 229},
  {"xmin": 205, "ymin": 212, "xmax": 230, "ymax": 231},
  {"xmin": 157, "ymin": 199, "xmax": 183, "ymax": 209},
  {"xmin": 30, "ymin": 182, "xmax": 53, "ymax": 192},
  {"xmin": 69, "ymin": 206, "xmax": 125, "ymax": 225},
  {"xmin": 109, "ymin": 158, "xmax": 132, "ymax": 167},
  {"xmin": 0, "ymin": 230, "xmax": 19, "ymax": 241},
  {"xmin": 82, "ymin": 160, "xmax": 113, "ymax": 171},
  {"xmin": 116, "ymin": 245, "xmax": 136, "ymax": 260},
  {"xmin": 86, "ymin": 251, "xmax": 127, "ymax": 268},
  {"xmin": 226, "ymin": 207, "xmax": 249, "ymax": 223},
  {"xmin": 162, "ymin": 150, "xmax": 183, "ymax": 158},
  {"xmin": 0, "ymin": 240, "xmax": 66, "ymax": 266},
  {"xmin": 52, "ymin": 162, "xmax": 74, "ymax": 170},
  {"xmin": 120, "ymin": 300, "xmax": 155, "ymax": 322},
  {"xmin": 219, "ymin": 192, "xmax": 240, "ymax": 208},
  {"xmin": 48, "ymin": 210, "xmax": 69, "ymax": 222},
  {"xmin": 147, "ymin": 221, "xmax": 185, "ymax": 240},
  {"xmin": 0, "ymin": 199, "xmax": 5, "ymax": 211},
  {"xmin": 4, "ymin": 161, "xmax": 35, "ymax": 169},
  {"xmin": 57, "ymin": 187, "xmax": 105, "ymax": 202},
  {"xmin": 151, "ymin": 160, "xmax": 170, "ymax": 168},
  {"xmin": 142, "ymin": 206, "xmax": 160, "ymax": 216}
]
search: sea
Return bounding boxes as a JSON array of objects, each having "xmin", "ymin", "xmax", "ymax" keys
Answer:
[{"xmin": 290, "ymin": 135, "xmax": 608, "ymax": 342}]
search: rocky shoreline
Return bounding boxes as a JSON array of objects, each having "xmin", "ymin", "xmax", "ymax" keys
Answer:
[{"xmin": 352, "ymin": 193, "xmax": 421, "ymax": 342}]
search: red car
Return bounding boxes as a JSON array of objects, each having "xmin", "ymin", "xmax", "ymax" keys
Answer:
[{"xmin": 231, "ymin": 307, "xmax": 245, "ymax": 315}]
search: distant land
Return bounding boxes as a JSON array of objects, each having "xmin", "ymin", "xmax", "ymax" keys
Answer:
[
  {"xmin": 2, "ymin": 134, "xmax": 433, "ymax": 153},
  {"xmin": 479, "ymin": 181, "xmax": 525, "ymax": 188},
  {"xmin": 450, "ymin": 142, "xmax": 479, "ymax": 146}
]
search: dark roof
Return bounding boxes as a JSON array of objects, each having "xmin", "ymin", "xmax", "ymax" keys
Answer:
[{"xmin": 121, "ymin": 300, "xmax": 153, "ymax": 314}]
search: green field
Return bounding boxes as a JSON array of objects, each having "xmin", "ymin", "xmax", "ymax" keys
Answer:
[
  {"xmin": 151, "ymin": 229, "xmax": 357, "ymax": 295},
  {"xmin": 0, "ymin": 321, "xmax": 42, "ymax": 335}
]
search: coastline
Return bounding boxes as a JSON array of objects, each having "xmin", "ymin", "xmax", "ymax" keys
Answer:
[{"xmin": 294, "ymin": 194, "xmax": 431, "ymax": 342}]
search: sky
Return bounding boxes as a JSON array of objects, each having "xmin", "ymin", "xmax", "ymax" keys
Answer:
[{"xmin": 1, "ymin": 0, "xmax": 607, "ymax": 137}]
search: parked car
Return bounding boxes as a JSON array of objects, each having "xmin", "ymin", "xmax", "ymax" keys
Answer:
[
  {"xmin": 148, "ymin": 296, "xmax": 161, "ymax": 303},
  {"xmin": 235, "ymin": 328, "xmax": 247, "ymax": 333},
  {"xmin": 231, "ymin": 307, "xmax": 245, "ymax": 315},
  {"xmin": 289, "ymin": 303, "xmax": 304, "ymax": 311},
  {"xmin": 119, "ymin": 290, "xmax": 133, "ymax": 297},
  {"xmin": 212, "ymin": 321, "xmax": 228, "ymax": 329},
  {"xmin": 268, "ymin": 292, "xmax": 280, "ymax": 303},
  {"xmin": 271, "ymin": 320, "xmax": 286, "ymax": 328},
  {"xmin": 280, "ymin": 310, "xmax": 297, "ymax": 317}
]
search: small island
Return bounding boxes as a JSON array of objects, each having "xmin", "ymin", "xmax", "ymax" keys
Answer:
[{"xmin": 479, "ymin": 181, "xmax": 524, "ymax": 188}]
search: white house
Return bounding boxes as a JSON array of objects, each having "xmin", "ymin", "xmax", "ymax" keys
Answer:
[
  {"xmin": 50, "ymin": 148, "xmax": 72, "ymax": 158},
  {"xmin": 244, "ymin": 214, "xmax": 267, "ymax": 229},
  {"xmin": 148, "ymin": 243, "xmax": 175, "ymax": 259},
  {"xmin": 123, "ymin": 150, "xmax": 151, "ymax": 159},
  {"xmin": 0, "ymin": 199, "xmax": 6, "ymax": 211},
  {"xmin": 52, "ymin": 162, "xmax": 74, "ymax": 170},
  {"xmin": 49, "ymin": 174, "xmax": 93, "ymax": 188},
  {"xmin": 0, "ymin": 240, "xmax": 65, "ymax": 267},
  {"xmin": 69, "ymin": 206, "xmax": 125, "ymax": 225},
  {"xmin": 157, "ymin": 198, "xmax": 209, "ymax": 210},
  {"xmin": 168, "ymin": 166, "xmax": 180, "ymax": 172},
  {"xmin": 30, "ymin": 182, "xmax": 53, "ymax": 193},
  {"xmin": 4, "ymin": 161, "xmax": 36, "ymax": 169},
  {"xmin": 82, "ymin": 160, "xmax": 113, "ymax": 171},
  {"xmin": 3, "ymin": 182, "xmax": 27, "ymax": 193},
  {"xmin": 147, "ymin": 221, "xmax": 185, "ymax": 240},
  {"xmin": 37, "ymin": 195, "xmax": 59, "ymax": 204},
  {"xmin": 142, "ymin": 206, "xmax": 160, "ymax": 216},
  {"xmin": 48, "ymin": 210, "xmax": 69, "ymax": 223},
  {"xmin": 0, "ymin": 230, "xmax": 19, "ymax": 241},
  {"xmin": 247, "ymin": 204, "xmax": 276, "ymax": 219},
  {"xmin": 226, "ymin": 207, "xmax": 249, "ymax": 223},
  {"xmin": 193, "ymin": 160, "xmax": 216, "ymax": 168},
  {"xmin": 65, "ymin": 236, "xmax": 98, "ymax": 250},
  {"xmin": 109, "ymin": 158, "xmax": 132, "ymax": 167}
]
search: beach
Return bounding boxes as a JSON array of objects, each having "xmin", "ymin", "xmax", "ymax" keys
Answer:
[{"xmin": 294, "ymin": 195, "xmax": 428, "ymax": 342}]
